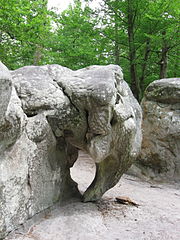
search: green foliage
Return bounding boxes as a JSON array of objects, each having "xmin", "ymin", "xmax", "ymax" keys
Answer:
[
  {"xmin": 0, "ymin": 0, "xmax": 51, "ymax": 69},
  {"xmin": 99, "ymin": 0, "xmax": 180, "ymax": 99},
  {"xmin": 0, "ymin": 0, "xmax": 179, "ymax": 99},
  {"xmin": 50, "ymin": 0, "xmax": 107, "ymax": 69}
]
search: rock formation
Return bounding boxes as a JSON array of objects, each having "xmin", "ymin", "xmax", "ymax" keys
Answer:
[
  {"xmin": 0, "ymin": 62, "xmax": 142, "ymax": 238},
  {"xmin": 135, "ymin": 78, "xmax": 180, "ymax": 181}
]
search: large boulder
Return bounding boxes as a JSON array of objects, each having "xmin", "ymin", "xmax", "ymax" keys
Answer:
[
  {"xmin": 47, "ymin": 65, "xmax": 142, "ymax": 202},
  {"xmin": 135, "ymin": 78, "xmax": 180, "ymax": 181},
  {"xmin": 0, "ymin": 63, "xmax": 142, "ymax": 238},
  {"xmin": 0, "ymin": 64, "xmax": 79, "ymax": 239}
]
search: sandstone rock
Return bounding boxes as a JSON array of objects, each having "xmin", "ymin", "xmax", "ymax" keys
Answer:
[
  {"xmin": 0, "ymin": 64, "xmax": 79, "ymax": 239},
  {"xmin": 135, "ymin": 78, "xmax": 180, "ymax": 181},
  {"xmin": 47, "ymin": 65, "xmax": 142, "ymax": 202},
  {"xmin": 0, "ymin": 63, "xmax": 142, "ymax": 238}
]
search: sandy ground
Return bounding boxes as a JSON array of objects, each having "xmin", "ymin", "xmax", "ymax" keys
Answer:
[{"xmin": 6, "ymin": 152, "xmax": 180, "ymax": 240}]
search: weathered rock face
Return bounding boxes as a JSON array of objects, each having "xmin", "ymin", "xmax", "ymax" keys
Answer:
[
  {"xmin": 0, "ymin": 62, "xmax": 142, "ymax": 238},
  {"xmin": 0, "ymin": 64, "xmax": 79, "ymax": 239},
  {"xmin": 47, "ymin": 65, "xmax": 142, "ymax": 202},
  {"xmin": 135, "ymin": 78, "xmax": 180, "ymax": 181}
]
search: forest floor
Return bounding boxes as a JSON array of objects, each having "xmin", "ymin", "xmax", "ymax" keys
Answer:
[{"xmin": 6, "ymin": 152, "xmax": 180, "ymax": 240}]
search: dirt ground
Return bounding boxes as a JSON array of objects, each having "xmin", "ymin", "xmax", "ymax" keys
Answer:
[{"xmin": 6, "ymin": 152, "xmax": 180, "ymax": 240}]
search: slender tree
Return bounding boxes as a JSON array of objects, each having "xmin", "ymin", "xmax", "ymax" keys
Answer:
[{"xmin": 99, "ymin": 0, "xmax": 180, "ymax": 100}]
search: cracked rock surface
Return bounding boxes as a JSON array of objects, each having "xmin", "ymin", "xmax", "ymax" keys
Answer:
[{"xmin": 0, "ymin": 62, "xmax": 142, "ymax": 238}]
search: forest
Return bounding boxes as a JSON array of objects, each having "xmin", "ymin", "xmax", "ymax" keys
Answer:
[{"xmin": 0, "ymin": 0, "xmax": 179, "ymax": 100}]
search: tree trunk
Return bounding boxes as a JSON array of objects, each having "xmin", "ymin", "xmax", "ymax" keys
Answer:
[
  {"xmin": 127, "ymin": 0, "xmax": 140, "ymax": 101},
  {"xmin": 140, "ymin": 39, "xmax": 151, "ymax": 97},
  {"xmin": 33, "ymin": 45, "xmax": 43, "ymax": 66},
  {"xmin": 159, "ymin": 31, "xmax": 168, "ymax": 79},
  {"xmin": 159, "ymin": 47, "xmax": 168, "ymax": 79},
  {"xmin": 114, "ymin": 12, "xmax": 120, "ymax": 65}
]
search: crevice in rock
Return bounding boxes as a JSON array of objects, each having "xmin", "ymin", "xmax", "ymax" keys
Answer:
[
  {"xmin": 84, "ymin": 109, "xmax": 90, "ymax": 144},
  {"xmin": 56, "ymin": 81, "xmax": 80, "ymax": 113},
  {"xmin": 110, "ymin": 115, "xmax": 117, "ymax": 126},
  {"xmin": 27, "ymin": 172, "xmax": 32, "ymax": 192},
  {"xmin": 26, "ymin": 112, "xmax": 38, "ymax": 118},
  {"xmin": 63, "ymin": 129, "xmax": 74, "ymax": 138},
  {"xmin": 116, "ymin": 93, "xmax": 120, "ymax": 104},
  {"xmin": 116, "ymin": 91, "xmax": 124, "ymax": 105}
]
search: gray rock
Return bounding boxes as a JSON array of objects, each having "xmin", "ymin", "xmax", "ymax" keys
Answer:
[
  {"xmin": 47, "ymin": 64, "xmax": 142, "ymax": 202},
  {"xmin": 0, "ymin": 64, "xmax": 79, "ymax": 239},
  {"xmin": 0, "ymin": 63, "xmax": 142, "ymax": 238},
  {"xmin": 135, "ymin": 78, "xmax": 180, "ymax": 181}
]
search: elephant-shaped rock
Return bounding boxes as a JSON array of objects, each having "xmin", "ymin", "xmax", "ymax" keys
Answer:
[{"xmin": 0, "ymin": 63, "xmax": 142, "ymax": 238}]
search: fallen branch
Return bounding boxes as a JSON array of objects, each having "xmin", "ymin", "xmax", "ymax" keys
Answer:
[{"xmin": 115, "ymin": 196, "xmax": 139, "ymax": 207}]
